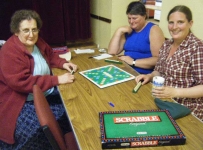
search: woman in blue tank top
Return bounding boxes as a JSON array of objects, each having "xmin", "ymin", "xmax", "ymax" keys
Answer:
[{"xmin": 108, "ymin": 1, "xmax": 164, "ymax": 74}]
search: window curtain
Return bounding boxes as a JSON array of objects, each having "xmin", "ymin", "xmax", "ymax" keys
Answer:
[{"xmin": 0, "ymin": 0, "xmax": 91, "ymax": 45}]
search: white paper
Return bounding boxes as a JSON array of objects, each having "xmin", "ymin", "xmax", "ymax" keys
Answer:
[
  {"xmin": 0, "ymin": 40, "xmax": 6, "ymax": 46},
  {"xmin": 59, "ymin": 52, "xmax": 71, "ymax": 61},
  {"xmin": 93, "ymin": 53, "xmax": 113, "ymax": 60},
  {"xmin": 74, "ymin": 49, "xmax": 95, "ymax": 54}
]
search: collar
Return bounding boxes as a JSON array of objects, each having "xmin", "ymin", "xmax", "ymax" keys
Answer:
[{"xmin": 164, "ymin": 32, "xmax": 193, "ymax": 48}]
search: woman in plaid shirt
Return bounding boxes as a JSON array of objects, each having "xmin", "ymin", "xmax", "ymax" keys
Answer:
[{"xmin": 136, "ymin": 5, "xmax": 203, "ymax": 121}]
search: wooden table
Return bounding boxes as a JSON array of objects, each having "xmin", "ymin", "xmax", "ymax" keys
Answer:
[{"xmin": 52, "ymin": 49, "xmax": 203, "ymax": 150}]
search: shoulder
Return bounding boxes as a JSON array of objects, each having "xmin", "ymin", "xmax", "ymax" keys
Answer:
[
  {"xmin": 184, "ymin": 33, "xmax": 203, "ymax": 48},
  {"xmin": 150, "ymin": 24, "xmax": 163, "ymax": 34},
  {"xmin": 36, "ymin": 37, "xmax": 51, "ymax": 51},
  {"xmin": 1, "ymin": 35, "xmax": 21, "ymax": 53},
  {"xmin": 2, "ymin": 35, "xmax": 16, "ymax": 47},
  {"xmin": 147, "ymin": 22, "xmax": 155, "ymax": 27},
  {"xmin": 149, "ymin": 24, "xmax": 164, "ymax": 40},
  {"xmin": 162, "ymin": 39, "xmax": 172, "ymax": 49},
  {"xmin": 36, "ymin": 37, "xmax": 47, "ymax": 45},
  {"xmin": 191, "ymin": 33, "xmax": 203, "ymax": 44}
]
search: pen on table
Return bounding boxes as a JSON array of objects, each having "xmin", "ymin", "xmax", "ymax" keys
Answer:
[
  {"xmin": 133, "ymin": 79, "xmax": 144, "ymax": 93},
  {"xmin": 104, "ymin": 59, "xmax": 122, "ymax": 64},
  {"xmin": 88, "ymin": 54, "xmax": 101, "ymax": 59},
  {"xmin": 108, "ymin": 102, "xmax": 115, "ymax": 107}
]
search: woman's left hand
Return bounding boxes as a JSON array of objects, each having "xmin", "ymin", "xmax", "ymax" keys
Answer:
[
  {"xmin": 152, "ymin": 86, "xmax": 177, "ymax": 99},
  {"xmin": 118, "ymin": 55, "xmax": 134, "ymax": 65},
  {"xmin": 63, "ymin": 62, "xmax": 78, "ymax": 73}
]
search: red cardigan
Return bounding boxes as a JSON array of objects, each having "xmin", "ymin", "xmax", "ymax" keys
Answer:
[{"xmin": 0, "ymin": 35, "xmax": 67, "ymax": 144}]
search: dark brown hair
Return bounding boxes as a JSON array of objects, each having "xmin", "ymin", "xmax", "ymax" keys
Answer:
[
  {"xmin": 10, "ymin": 9, "xmax": 42, "ymax": 34},
  {"xmin": 126, "ymin": 1, "xmax": 147, "ymax": 19},
  {"xmin": 167, "ymin": 5, "xmax": 192, "ymax": 22}
]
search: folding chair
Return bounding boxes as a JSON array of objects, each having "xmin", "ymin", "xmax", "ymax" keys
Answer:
[{"xmin": 33, "ymin": 84, "xmax": 78, "ymax": 150}]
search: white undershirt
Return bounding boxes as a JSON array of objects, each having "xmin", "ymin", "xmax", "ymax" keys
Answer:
[{"xmin": 27, "ymin": 45, "xmax": 54, "ymax": 101}]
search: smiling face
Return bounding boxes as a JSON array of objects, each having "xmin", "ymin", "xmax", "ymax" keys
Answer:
[
  {"xmin": 15, "ymin": 19, "xmax": 39, "ymax": 51},
  {"xmin": 168, "ymin": 11, "xmax": 193, "ymax": 43},
  {"xmin": 127, "ymin": 14, "xmax": 146, "ymax": 32}
]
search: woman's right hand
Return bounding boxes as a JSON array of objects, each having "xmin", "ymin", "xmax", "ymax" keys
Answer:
[
  {"xmin": 108, "ymin": 26, "xmax": 133, "ymax": 55},
  {"xmin": 58, "ymin": 73, "xmax": 75, "ymax": 84},
  {"xmin": 118, "ymin": 26, "xmax": 133, "ymax": 35},
  {"xmin": 135, "ymin": 74, "xmax": 152, "ymax": 85}
]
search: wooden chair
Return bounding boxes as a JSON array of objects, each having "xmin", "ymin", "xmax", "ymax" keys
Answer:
[{"xmin": 33, "ymin": 84, "xmax": 78, "ymax": 150}]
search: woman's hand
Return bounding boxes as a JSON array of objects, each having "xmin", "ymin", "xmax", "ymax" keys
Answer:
[
  {"xmin": 58, "ymin": 73, "xmax": 75, "ymax": 84},
  {"xmin": 108, "ymin": 26, "xmax": 132, "ymax": 55},
  {"xmin": 63, "ymin": 62, "xmax": 77, "ymax": 73},
  {"xmin": 152, "ymin": 86, "xmax": 177, "ymax": 99},
  {"xmin": 135, "ymin": 74, "xmax": 152, "ymax": 85},
  {"xmin": 118, "ymin": 55, "xmax": 134, "ymax": 65},
  {"xmin": 118, "ymin": 25, "xmax": 133, "ymax": 35}
]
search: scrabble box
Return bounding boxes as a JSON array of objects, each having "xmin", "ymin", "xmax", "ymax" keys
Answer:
[{"xmin": 99, "ymin": 110, "xmax": 186, "ymax": 149}]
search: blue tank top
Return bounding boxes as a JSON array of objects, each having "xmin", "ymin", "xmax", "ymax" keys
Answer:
[{"xmin": 124, "ymin": 22, "xmax": 154, "ymax": 74}]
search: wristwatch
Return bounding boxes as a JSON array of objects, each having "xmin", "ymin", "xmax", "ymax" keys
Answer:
[{"xmin": 132, "ymin": 59, "xmax": 136, "ymax": 66}]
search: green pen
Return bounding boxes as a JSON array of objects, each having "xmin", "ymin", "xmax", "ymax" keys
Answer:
[{"xmin": 105, "ymin": 59, "xmax": 122, "ymax": 64}]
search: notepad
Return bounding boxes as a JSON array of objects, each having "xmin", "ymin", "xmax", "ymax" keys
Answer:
[
  {"xmin": 74, "ymin": 49, "xmax": 95, "ymax": 54},
  {"xmin": 59, "ymin": 52, "xmax": 71, "ymax": 61},
  {"xmin": 93, "ymin": 53, "xmax": 112, "ymax": 60}
]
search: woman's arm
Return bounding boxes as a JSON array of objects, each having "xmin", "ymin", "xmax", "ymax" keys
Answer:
[
  {"xmin": 175, "ymin": 85, "xmax": 203, "ymax": 98},
  {"xmin": 134, "ymin": 25, "xmax": 165, "ymax": 69},
  {"xmin": 118, "ymin": 25, "xmax": 165, "ymax": 69},
  {"xmin": 152, "ymin": 85, "xmax": 203, "ymax": 99},
  {"xmin": 108, "ymin": 26, "xmax": 132, "ymax": 55},
  {"xmin": 149, "ymin": 25, "xmax": 165, "ymax": 58}
]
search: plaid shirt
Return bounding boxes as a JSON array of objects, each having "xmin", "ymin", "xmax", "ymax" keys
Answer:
[{"xmin": 155, "ymin": 33, "xmax": 203, "ymax": 121}]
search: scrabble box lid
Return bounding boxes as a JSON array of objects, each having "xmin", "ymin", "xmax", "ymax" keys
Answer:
[{"xmin": 99, "ymin": 110, "xmax": 186, "ymax": 149}]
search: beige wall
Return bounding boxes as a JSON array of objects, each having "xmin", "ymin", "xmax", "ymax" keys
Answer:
[
  {"xmin": 111, "ymin": 0, "xmax": 135, "ymax": 36},
  {"xmin": 91, "ymin": 0, "xmax": 203, "ymax": 48},
  {"xmin": 90, "ymin": 0, "xmax": 111, "ymax": 48},
  {"xmin": 90, "ymin": 0, "xmax": 136, "ymax": 48},
  {"xmin": 159, "ymin": 0, "xmax": 203, "ymax": 40}
]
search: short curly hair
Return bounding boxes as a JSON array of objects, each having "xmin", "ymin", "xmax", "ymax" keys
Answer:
[{"xmin": 10, "ymin": 9, "xmax": 42, "ymax": 34}]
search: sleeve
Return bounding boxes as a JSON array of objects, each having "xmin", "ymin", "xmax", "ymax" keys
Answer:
[{"xmin": 191, "ymin": 41, "xmax": 203, "ymax": 85}]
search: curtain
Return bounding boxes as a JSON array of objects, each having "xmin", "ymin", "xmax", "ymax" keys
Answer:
[
  {"xmin": 0, "ymin": 0, "xmax": 91, "ymax": 45},
  {"xmin": 63, "ymin": 0, "xmax": 91, "ymax": 41},
  {"xmin": 32, "ymin": 0, "xmax": 66, "ymax": 44},
  {"xmin": 0, "ymin": 0, "xmax": 33, "ymax": 40}
]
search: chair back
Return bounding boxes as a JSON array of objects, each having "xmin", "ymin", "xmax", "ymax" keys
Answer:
[{"xmin": 33, "ymin": 84, "xmax": 67, "ymax": 150}]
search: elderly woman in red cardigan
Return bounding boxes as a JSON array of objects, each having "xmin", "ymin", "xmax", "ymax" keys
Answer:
[{"xmin": 0, "ymin": 10, "xmax": 78, "ymax": 149}]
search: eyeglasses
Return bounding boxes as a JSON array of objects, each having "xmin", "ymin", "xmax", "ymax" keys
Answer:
[{"xmin": 20, "ymin": 28, "xmax": 39, "ymax": 35}]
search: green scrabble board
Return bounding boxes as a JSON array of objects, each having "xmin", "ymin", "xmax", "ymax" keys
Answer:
[
  {"xmin": 99, "ymin": 110, "xmax": 186, "ymax": 149},
  {"xmin": 79, "ymin": 65, "xmax": 135, "ymax": 88}
]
